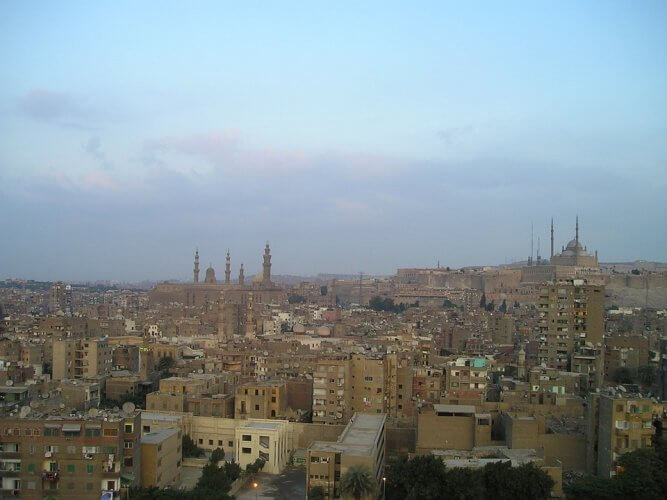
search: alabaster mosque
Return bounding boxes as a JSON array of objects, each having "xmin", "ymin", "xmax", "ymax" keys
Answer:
[{"xmin": 149, "ymin": 243, "xmax": 287, "ymax": 338}]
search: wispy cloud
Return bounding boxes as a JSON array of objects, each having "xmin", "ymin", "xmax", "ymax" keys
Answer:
[{"xmin": 18, "ymin": 89, "xmax": 99, "ymax": 130}]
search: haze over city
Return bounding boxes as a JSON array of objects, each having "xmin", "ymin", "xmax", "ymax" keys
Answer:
[{"xmin": 1, "ymin": 1, "xmax": 666, "ymax": 281}]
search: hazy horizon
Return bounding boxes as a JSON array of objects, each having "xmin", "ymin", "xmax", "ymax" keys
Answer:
[{"xmin": 2, "ymin": 1, "xmax": 666, "ymax": 282}]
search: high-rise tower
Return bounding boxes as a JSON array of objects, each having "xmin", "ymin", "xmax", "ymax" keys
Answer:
[
  {"xmin": 262, "ymin": 242, "xmax": 272, "ymax": 284},
  {"xmin": 193, "ymin": 249, "xmax": 200, "ymax": 283},
  {"xmin": 225, "ymin": 250, "xmax": 231, "ymax": 284}
]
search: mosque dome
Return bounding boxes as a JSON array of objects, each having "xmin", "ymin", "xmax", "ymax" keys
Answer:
[{"xmin": 204, "ymin": 265, "xmax": 216, "ymax": 284}]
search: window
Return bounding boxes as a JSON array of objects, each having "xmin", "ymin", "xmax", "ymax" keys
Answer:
[
  {"xmin": 103, "ymin": 428, "xmax": 118, "ymax": 437},
  {"xmin": 27, "ymin": 481, "xmax": 36, "ymax": 490},
  {"xmin": 228, "ymin": 441, "xmax": 233, "ymax": 447},
  {"xmin": 271, "ymin": 397, "xmax": 276, "ymax": 403},
  {"xmin": 67, "ymin": 464, "xmax": 75, "ymax": 473},
  {"xmin": 67, "ymin": 445, "xmax": 76, "ymax": 454},
  {"xmin": 124, "ymin": 457, "xmax": 133, "ymax": 467},
  {"xmin": 101, "ymin": 446, "xmax": 117, "ymax": 454},
  {"xmin": 198, "ymin": 439, "xmax": 203, "ymax": 445},
  {"xmin": 44, "ymin": 427, "xmax": 60, "ymax": 437},
  {"xmin": 143, "ymin": 425, "xmax": 151, "ymax": 433},
  {"xmin": 124, "ymin": 441, "xmax": 133, "ymax": 449},
  {"xmin": 218, "ymin": 440, "xmax": 223, "ymax": 446},
  {"xmin": 49, "ymin": 462, "xmax": 58, "ymax": 472},
  {"xmin": 209, "ymin": 440, "xmax": 213, "ymax": 446},
  {"xmin": 255, "ymin": 405, "xmax": 259, "ymax": 411},
  {"xmin": 87, "ymin": 464, "xmax": 94, "ymax": 474},
  {"xmin": 242, "ymin": 447, "xmax": 251, "ymax": 454},
  {"xmin": 242, "ymin": 435, "xmax": 251, "ymax": 441}
]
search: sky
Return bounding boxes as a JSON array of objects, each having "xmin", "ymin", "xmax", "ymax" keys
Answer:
[{"xmin": 1, "ymin": 1, "xmax": 666, "ymax": 282}]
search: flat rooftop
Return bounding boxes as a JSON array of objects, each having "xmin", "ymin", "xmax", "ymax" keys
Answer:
[
  {"xmin": 142, "ymin": 427, "xmax": 179, "ymax": 444},
  {"xmin": 310, "ymin": 413, "xmax": 386, "ymax": 457},
  {"xmin": 239, "ymin": 420, "xmax": 284, "ymax": 431},
  {"xmin": 434, "ymin": 404, "xmax": 476, "ymax": 415}
]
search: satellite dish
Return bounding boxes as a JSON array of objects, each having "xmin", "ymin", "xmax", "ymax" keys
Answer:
[
  {"xmin": 59, "ymin": 403, "xmax": 65, "ymax": 409},
  {"xmin": 6, "ymin": 380, "xmax": 13, "ymax": 386},
  {"xmin": 88, "ymin": 408, "xmax": 99, "ymax": 417},
  {"xmin": 197, "ymin": 369, "xmax": 203, "ymax": 374},
  {"xmin": 122, "ymin": 402, "xmax": 135, "ymax": 415},
  {"xmin": 19, "ymin": 406, "xmax": 31, "ymax": 418}
]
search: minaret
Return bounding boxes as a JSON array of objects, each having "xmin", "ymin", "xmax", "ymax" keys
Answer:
[
  {"xmin": 550, "ymin": 218, "xmax": 554, "ymax": 259},
  {"xmin": 517, "ymin": 345, "xmax": 526, "ymax": 380},
  {"xmin": 575, "ymin": 215, "xmax": 579, "ymax": 245},
  {"xmin": 225, "ymin": 250, "xmax": 231, "ymax": 284},
  {"xmin": 245, "ymin": 292, "xmax": 255, "ymax": 338},
  {"xmin": 193, "ymin": 248, "xmax": 200, "ymax": 283},
  {"xmin": 239, "ymin": 263, "xmax": 245, "ymax": 286},
  {"xmin": 262, "ymin": 242, "xmax": 272, "ymax": 285}
]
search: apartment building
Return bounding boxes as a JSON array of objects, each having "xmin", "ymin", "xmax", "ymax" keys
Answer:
[
  {"xmin": 587, "ymin": 392, "xmax": 662, "ymax": 477},
  {"xmin": 140, "ymin": 428, "xmax": 182, "ymax": 488},
  {"xmin": 442, "ymin": 357, "xmax": 488, "ymax": 405},
  {"xmin": 0, "ymin": 410, "xmax": 141, "ymax": 498},
  {"xmin": 234, "ymin": 380, "xmax": 286, "ymax": 419},
  {"xmin": 52, "ymin": 338, "xmax": 112, "ymax": 381},
  {"xmin": 307, "ymin": 413, "xmax": 386, "ymax": 499},
  {"xmin": 537, "ymin": 280, "xmax": 604, "ymax": 370},
  {"xmin": 313, "ymin": 357, "xmax": 351, "ymax": 425},
  {"xmin": 416, "ymin": 404, "xmax": 492, "ymax": 452}
]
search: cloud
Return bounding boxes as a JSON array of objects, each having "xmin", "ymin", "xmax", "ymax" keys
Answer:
[
  {"xmin": 437, "ymin": 125, "xmax": 475, "ymax": 144},
  {"xmin": 83, "ymin": 135, "xmax": 112, "ymax": 169},
  {"xmin": 18, "ymin": 89, "xmax": 98, "ymax": 130}
]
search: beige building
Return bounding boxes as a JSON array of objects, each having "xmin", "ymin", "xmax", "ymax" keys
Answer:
[
  {"xmin": 0, "ymin": 410, "xmax": 141, "ymax": 498},
  {"xmin": 52, "ymin": 338, "xmax": 112, "ymax": 380},
  {"xmin": 307, "ymin": 413, "xmax": 386, "ymax": 499},
  {"xmin": 235, "ymin": 419, "xmax": 290, "ymax": 474},
  {"xmin": 140, "ymin": 428, "xmax": 182, "ymax": 488},
  {"xmin": 235, "ymin": 380, "xmax": 286, "ymax": 419},
  {"xmin": 587, "ymin": 392, "xmax": 662, "ymax": 477},
  {"xmin": 442, "ymin": 357, "xmax": 488, "ymax": 405},
  {"xmin": 416, "ymin": 404, "xmax": 492, "ymax": 452},
  {"xmin": 537, "ymin": 280, "xmax": 604, "ymax": 370},
  {"xmin": 313, "ymin": 357, "xmax": 351, "ymax": 425}
]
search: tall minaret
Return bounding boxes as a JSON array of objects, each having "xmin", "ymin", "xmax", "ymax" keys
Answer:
[
  {"xmin": 193, "ymin": 248, "xmax": 200, "ymax": 283},
  {"xmin": 576, "ymin": 215, "xmax": 579, "ymax": 245},
  {"xmin": 225, "ymin": 250, "xmax": 231, "ymax": 284},
  {"xmin": 262, "ymin": 241, "xmax": 272, "ymax": 284},
  {"xmin": 550, "ymin": 218, "xmax": 554, "ymax": 259},
  {"xmin": 239, "ymin": 263, "xmax": 245, "ymax": 286}
]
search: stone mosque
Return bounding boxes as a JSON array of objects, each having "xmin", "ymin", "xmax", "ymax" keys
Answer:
[{"xmin": 148, "ymin": 243, "xmax": 287, "ymax": 338}]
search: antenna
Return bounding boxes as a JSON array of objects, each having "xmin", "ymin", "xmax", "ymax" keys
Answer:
[
  {"xmin": 531, "ymin": 223, "xmax": 534, "ymax": 263},
  {"xmin": 358, "ymin": 272, "xmax": 363, "ymax": 305}
]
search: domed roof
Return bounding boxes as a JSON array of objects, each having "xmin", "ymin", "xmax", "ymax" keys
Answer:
[{"xmin": 566, "ymin": 239, "xmax": 583, "ymax": 251}]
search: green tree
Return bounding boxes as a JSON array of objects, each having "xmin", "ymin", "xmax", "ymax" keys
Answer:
[
  {"xmin": 157, "ymin": 356, "xmax": 175, "ymax": 371},
  {"xmin": 340, "ymin": 465, "xmax": 376, "ymax": 500},
  {"xmin": 385, "ymin": 455, "xmax": 447, "ymax": 500},
  {"xmin": 182, "ymin": 434, "xmax": 204, "ymax": 458},
  {"xmin": 480, "ymin": 293, "xmax": 487, "ymax": 308},
  {"xmin": 309, "ymin": 486, "xmax": 326, "ymax": 500},
  {"xmin": 484, "ymin": 461, "xmax": 553, "ymax": 500},
  {"xmin": 444, "ymin": 467, "xmax": 486, "ymax": 499},
  {"xmin": 210, "ymin": 447, "xmax": 225, "ymax": 464},
  {"xmin": 499, "ymin": 299, "xmax": 507, "ymax": 313}
]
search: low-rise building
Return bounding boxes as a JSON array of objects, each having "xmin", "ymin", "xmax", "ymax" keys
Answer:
[
  {"xmin": 235, "ymin": 419, "xmax": 290, "ymax": 474},
  {"xmin": 140, "ymin": 428, "xmax": 182, "ymax": 488}
]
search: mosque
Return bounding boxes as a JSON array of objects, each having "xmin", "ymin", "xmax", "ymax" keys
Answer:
[
  {"xmin": 521, "ymin": 217, "xmax": 599, "ymax": 283},
  {"xmin": 148, "ymin": 243, "xmax": 287, "ymax": 338}
]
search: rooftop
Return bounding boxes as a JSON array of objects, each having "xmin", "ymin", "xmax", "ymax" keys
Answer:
[
  {"xmin": 142, "ymin": 427, "xmax": 179, "ymax": 444},
  {"xmin": 310, "ymin": 412, "xmax": 386, "ymax": 457}
]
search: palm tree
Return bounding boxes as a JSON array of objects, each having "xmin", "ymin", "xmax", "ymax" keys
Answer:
[{"xmin": 340, "ymin": 465, "xmax": 376, "ymax": 500}]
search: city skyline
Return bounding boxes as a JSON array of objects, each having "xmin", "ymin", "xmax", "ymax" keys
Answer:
[{"xmin": 1, "ymin": 1, "xmax": 666, "ymax": 281}]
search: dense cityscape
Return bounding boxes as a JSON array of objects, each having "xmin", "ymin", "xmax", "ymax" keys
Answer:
[
  {"xmin": 0, "ymin": 228, "xmax": 665, "ymax": 498},
  {"xmin": 2, "ymin": 2, "xmax": 666, "ymax": 499}
]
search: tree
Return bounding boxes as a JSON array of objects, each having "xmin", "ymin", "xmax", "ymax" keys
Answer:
[
  {"xmin": 480, "ymin": 293, "xmax": 487, "ymax": 308},
  {"xmin": 288, "ymin": 293, "xmax": 307, "ymax": 304},
  {"xmin": 631, "ymin": 269, "xmax": 641, "ymax": 275},
  {"xmin": 309, "ymin": 486, "xmax": 326, "ymax": 500},
  {"xmin": 210, "ymin": 447, "xmax": 225, "ymax": 464},
  {"xmin": 613, "ymin": 367, "xmax": 634, "ymax": 384},
  {"xmin": 157, "ymin": 356, "xmax": 175, "ymax": 371},
  {"xmin": 385, "ymin": 455, "xmax": 447, "ymax": 500},
  {"xmin": 499, "ymin": 299, "xmax": 507, "ymax": 313},
  {"xmin": 340, "ymin": 465, "xmax": 376, "ymax": 500},
  {"xmin": 486, "ymin": 301, "xmax": 495, "ymax": 312},
  {"xmin": 182, "ymin": 434, "xmax": 204, "ymax": 458},
  {"xmin": 245, "ymin": 457, "xmax": 266, "ymax": 475}
]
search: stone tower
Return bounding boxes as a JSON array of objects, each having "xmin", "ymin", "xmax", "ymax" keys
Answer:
[
  {"xmin": 193, "ymin": 249, "xmax": 200, "ymax": 283},
  {"xmin": 239, "ymin": 263, "xmax": 245, "ymax": 286},
  {"xmin": 225, "ymin": 250, "xmax": 231, "ymax": 284},
  {"xmin": 263, "ymin": 242, "xmax": 272, "ymax": 284},
  {"xmin": 517, "ymin": 345, "xmax": 526, "ymax": 380},
  {"xmin": 245, "ymin": 292, "xmax": 255, "ymax": 338}
]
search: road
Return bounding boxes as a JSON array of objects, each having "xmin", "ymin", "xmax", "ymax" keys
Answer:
[{"xmin": 235, "ymin": 466, "xmax": 306, "ymax": 500}]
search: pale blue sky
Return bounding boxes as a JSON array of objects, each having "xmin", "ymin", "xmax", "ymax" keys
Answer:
[{"xmin": 1, "ymin": 1, "xmax": 665, "ymax": 281}]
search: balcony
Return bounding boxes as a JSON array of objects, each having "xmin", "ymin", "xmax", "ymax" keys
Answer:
[{"xmin": 41, "ymin": 470, "xmax": 60, "ymax": 482}]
